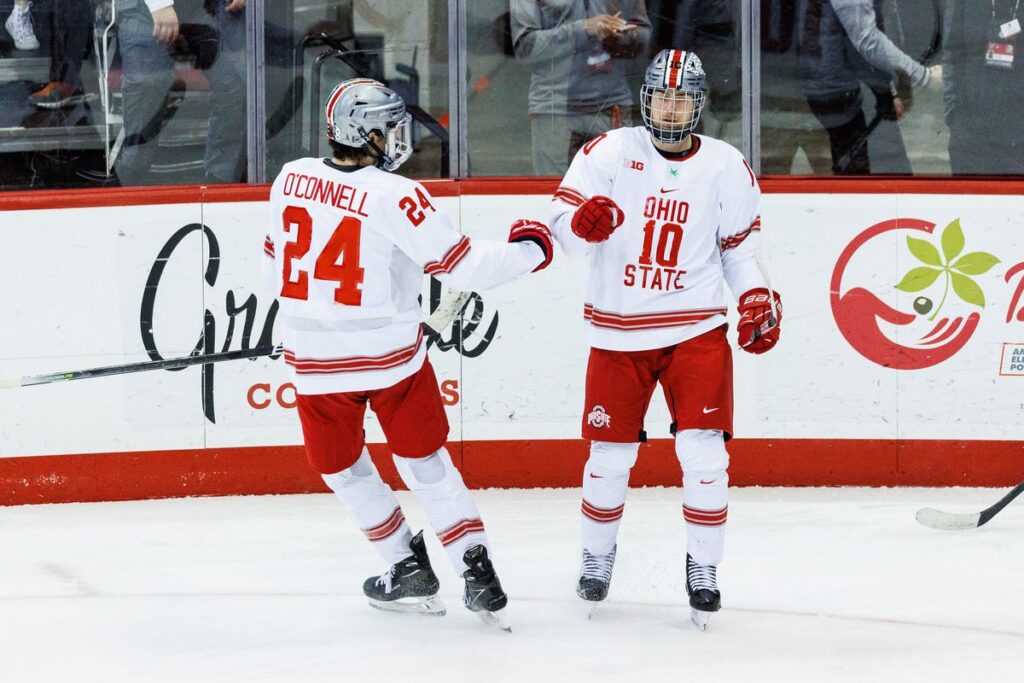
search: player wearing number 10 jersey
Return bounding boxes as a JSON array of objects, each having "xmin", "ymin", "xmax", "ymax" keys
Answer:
[
  {"xmin": 264, "ymin": 78, "xmax": 553, "ymax": 628},
  {"xmin": 550, "ymin": 50, "xmax": 783, "ymax": 629}
]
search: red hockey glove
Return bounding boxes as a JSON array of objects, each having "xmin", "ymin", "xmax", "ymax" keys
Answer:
[
  {"xmin": 571, "ymin": 195, "xmax": 624, "ymax": 243},
  {"xmin": 508, "ymin": 218, "xmax": 554, "ymax": 272},
  {"xmin": 737, "ymin": 288, "xmax": 782, "ymax": 354}
]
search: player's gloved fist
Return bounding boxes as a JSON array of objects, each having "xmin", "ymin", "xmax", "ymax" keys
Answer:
[
  {"xmin": 737, "ymin": 288, "xmax": 782, "ymax": 354},
  {"xmin": 571, "ymin": 195, "xmax": 624, "ymax": 243},
  {"xmin": 508, "ymin": 218, "xmax": 554, "ymax": 272}
]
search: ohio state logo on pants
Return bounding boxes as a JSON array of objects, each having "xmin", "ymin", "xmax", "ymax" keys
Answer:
[{"xmin": 588, "ymin": 405, "xmax": 611, "ymax": 428}]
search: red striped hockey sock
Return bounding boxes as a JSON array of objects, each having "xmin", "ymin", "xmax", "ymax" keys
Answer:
[
  {"xmin": 682, "ymin": 471, "xmax": 729, "ymax": 565},
  {"xmin": 580, "ymin": 457, "xmax": 629, "ymax": 556},
  {"xmin": 322, "ymin": 449, "xmax": 413, "ymax": 565}
]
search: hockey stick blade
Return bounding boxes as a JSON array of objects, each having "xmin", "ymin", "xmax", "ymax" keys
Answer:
[
  {"xmin": 916, "ymin": 481, "xmax": 1024, "ymax": 530},
  {"xmin": 915, "ymin": 508, "xmax": 982, "ymax": 531},
  {"xmin": 424, "ymin": 289, "xmax": 471, "ymax": 333}
]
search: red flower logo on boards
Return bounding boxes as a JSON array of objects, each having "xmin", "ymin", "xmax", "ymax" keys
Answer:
[{"xmin": 830, "ymin": 218, "xmax": 1000, "ymax": 370}]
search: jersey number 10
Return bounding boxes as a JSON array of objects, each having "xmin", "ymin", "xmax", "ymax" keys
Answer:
[{"xmin": 280, "ymin": 206, "xmax": 365, "ymax": 305}]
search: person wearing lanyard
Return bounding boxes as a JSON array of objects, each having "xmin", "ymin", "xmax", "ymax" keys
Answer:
[{"xmin": 943, "ymin": 0, "xmax": 1024, "ymax": 174}]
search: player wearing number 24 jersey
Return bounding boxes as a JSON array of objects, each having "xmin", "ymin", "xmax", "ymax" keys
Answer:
[
  {"xmin": 264, "ymin": 78, "xmax": 553, "ymax": 629},
  {"xmin": 550, "ymin": 50, "xmax": 782, "ymax": 629}
]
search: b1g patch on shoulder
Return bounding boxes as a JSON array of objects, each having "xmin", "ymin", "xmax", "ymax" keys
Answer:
[{"xmin": 587, "ymin": 405, "xmax": 612, "ymax": 428}]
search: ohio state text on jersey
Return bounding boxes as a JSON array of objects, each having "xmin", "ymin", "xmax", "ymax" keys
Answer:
[
  {"xmin": 551, "ymin": 128, "xmax": 767, "ymax": 352},
  {"xmin": 265, "ymin": 158, "xmax": 542, "ymax": 394}
]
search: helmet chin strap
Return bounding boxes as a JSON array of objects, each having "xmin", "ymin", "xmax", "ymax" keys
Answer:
[{"xmin": 358, "ymin": 126, "xmax": 391, "ymax": 168}]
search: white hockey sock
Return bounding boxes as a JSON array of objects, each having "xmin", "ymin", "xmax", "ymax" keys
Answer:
[
  {"xmin": 322, "ymin": 448, "xmax": 412, "ymax": 566},
  {"xmin": 676, "ymin": 429, "xmax": 730, "ymax": 567},
  {"xmin": 394, "ymin": 447, "xmax": 488, "ymax": 574},
  {"xmin": 581, "ymin": 441, "xmax": 638, "ymax": 556},
  {"xmin": 682, "ymin": 470, "xmax": 729, "ymax": 566}
]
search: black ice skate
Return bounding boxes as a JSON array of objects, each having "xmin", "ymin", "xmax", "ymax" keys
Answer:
[
  {"xmin": 363, "ymin": 530, "xmax": 445, "ymax": 616},
  {"xmin": 462, "ymin": 544, "xmax": 510, "ymax": 631},
  {"xmin": 686, "ymin": 553, "xmax": 721, "ymax": 631},
  {"xmin": 577, "ymin": 545, "xmax": 617, "ymax": 617}
]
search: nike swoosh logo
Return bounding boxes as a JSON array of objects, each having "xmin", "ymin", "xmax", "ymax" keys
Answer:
[
  {"xmin": 659, "ymin": 187, "xmax": 678, "ymax": 193},
  {"xmin": 699, "ymin": 479, "xmax": 717, "ymax": 485},
  {"xmin": 702, "ymin": 407, "xmax": 719, "ymax": 414},
  {"xmin": 589, "ymin": 473, "xmax": 605, "ymax": 479}
]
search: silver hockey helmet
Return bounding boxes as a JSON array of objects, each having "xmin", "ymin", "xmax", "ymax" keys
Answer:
[
  {"xmin": 325, "ymin": 78, "xmax": 413, "ymax": 171},
  {"xmin": 640, "ymin": 49, "xmax": 708, "ymax": 143}
]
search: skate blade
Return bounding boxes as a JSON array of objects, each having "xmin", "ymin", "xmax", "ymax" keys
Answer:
[
  {"xmin": 473, "ymin": 608, "xmax": 511, "ymax": 632},
  {"xmin": 690, "ymin": 608, "xmax": 713, "ymax": 631},
  {"xmin": 367, "ymin": 595, "xmax": 446, "ymax": 617},
  {"xmin": 580, "ymin": 599, "xmax": 601, "ymax": 620}
]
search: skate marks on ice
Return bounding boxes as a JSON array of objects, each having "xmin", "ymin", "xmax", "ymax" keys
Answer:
[{"xmin": 3, "ymin": 488, "xmax": 1024, "ymax": 682}]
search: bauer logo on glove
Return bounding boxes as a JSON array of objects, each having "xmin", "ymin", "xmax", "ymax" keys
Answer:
[{"xmin": 737, "ymin": 288, "xmax": 782, "ymax": 354}]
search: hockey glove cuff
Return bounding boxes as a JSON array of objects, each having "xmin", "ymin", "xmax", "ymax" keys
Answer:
[{"xmin": 508, "ymin": 218, "xmax": 554, "ymax": 272}]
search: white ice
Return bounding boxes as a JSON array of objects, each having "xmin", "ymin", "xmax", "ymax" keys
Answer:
[{"xmin": 2, "ymin": 487, "xmax": 1022, "ymax": 682}]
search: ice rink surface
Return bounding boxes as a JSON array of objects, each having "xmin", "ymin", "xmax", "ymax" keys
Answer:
[{"xmin": 3, "ymin": 487, "xmax": 1022, "ymax": 682}]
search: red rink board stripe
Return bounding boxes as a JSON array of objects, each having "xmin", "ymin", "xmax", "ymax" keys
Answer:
[
  {"xmin": 3, "ymin": 438, "xmax": 1024, "ymax": 506},
  {"xmin": 3, "ymin": 178, "xmax": 1024, "ymax": 213}
]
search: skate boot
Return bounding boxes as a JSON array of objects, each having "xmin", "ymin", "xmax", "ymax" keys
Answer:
[
  {"xmin": 363, "ymin": 530, "xmax": 445, "ymax": 616},
  {"xmin": 577, "ymin": 545, "xmax": 617, "ymax": 611},
  {"xmin": 686, "ymin": 553, "xmax": 721, "ymax": 631},
  {"xmin": 462, "ymin": 544, "xmax": 510, "ymax": 631}
]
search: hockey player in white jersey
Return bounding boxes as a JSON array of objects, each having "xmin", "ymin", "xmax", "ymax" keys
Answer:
[
  {"xmin": 550, "ymin": 50, "xmax": 782, "ymax": 629},
  {"xmin": 265, "ymin": 78, "xmax": 554, "ymax": 629}
]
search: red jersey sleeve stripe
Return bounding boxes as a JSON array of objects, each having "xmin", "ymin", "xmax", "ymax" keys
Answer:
[
  {"xmin": 720, "ymin": 217, "xmax": 762, "ymax": 251},
  {"xmin": 424, "ymin": 236, "xmax": 471, "ymax": 276},
  {"xmin": 553, "ymin": 186, "xmax": 586, "ymax": 207}
]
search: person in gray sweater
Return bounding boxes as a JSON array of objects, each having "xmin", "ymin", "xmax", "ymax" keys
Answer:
[
  {"xmin": 511, "ymin": 0, "xmax": 650, "ymax": 176},
  {"xmin": 798, "ymin": 0, "xmax": 940, "ymax": 174}
]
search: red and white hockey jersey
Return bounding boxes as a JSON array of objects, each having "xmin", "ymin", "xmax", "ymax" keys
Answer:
[
  {"xmin": 550, "ymin": 128, "xmax": 768, "ymax": 351},
  {"xmin": 265, "ymin": 158, "xmax": 544, "ymax": 394}
]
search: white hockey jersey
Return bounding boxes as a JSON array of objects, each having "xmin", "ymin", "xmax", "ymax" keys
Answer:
[
  {"xmin": 550, "ymin": 128, "xmax": 768, "ymax": 352},
  {"xmin": 265, "ymin": 158, "xmax": 544, "ymax": 394}
]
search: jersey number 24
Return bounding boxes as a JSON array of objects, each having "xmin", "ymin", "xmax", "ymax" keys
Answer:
[{"xmin": 279, "ymin": 206, "xmax": 365, "ymax": 305}]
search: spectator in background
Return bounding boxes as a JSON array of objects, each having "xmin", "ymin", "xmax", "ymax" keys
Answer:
[
  {"xmin": 760, "ymin": 0, "xmax": 832, "ymax": 174},
  {"xmin": 28, "ymin": 0, "xmax": 94, "ymax": 109},
  {"xmin": 511, "ymin": 0, "xmax": 650, "ymax": 176},
  {"xmin": 4, "ymin": 0, "xmax": 39, "ymax": 50},
  {"xmin": 830, "ymin": 0, "xmax": 942, "ymax": 174},
  {"xmin": 943, "ymin": 0, "xmax": 1024, "ymax": 175},
  {"xmin": 115, "ymin": 0, "xmax": 247, "ymax": 185},
  {"xmin": 797, "ymin": 0, "xmax": 939, "ymax": 175}
]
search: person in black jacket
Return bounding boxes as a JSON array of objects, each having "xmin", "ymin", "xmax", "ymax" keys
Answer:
[{"xmin": 943, "ymin": 0, "xmax": 1024, "ymax": 175}]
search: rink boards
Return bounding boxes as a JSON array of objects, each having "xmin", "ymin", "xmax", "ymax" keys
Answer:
[{"xmin": 1, "ymin": 180, "xmax": 1023, "ymax": 504}]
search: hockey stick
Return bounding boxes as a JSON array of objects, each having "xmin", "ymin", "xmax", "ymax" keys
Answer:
[
  {"xmin": 0, "ymin": 344, "xmax": 278, "ymax": 389},
  {"xmin": 916, "ymin": 481, "xmax": 1024, "ymax": 531},
  {"xmin": 0, "ymin": 289, "xmax": 472, "ymax": 390}
]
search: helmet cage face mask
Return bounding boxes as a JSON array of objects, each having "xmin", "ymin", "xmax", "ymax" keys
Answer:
[
  {"xmin": 640, "ymin": 50, "xmax": 708, "ymax": 143},
  {"xmin": 325, "ymin": 78, "xmax": 414, "ymax": 171}
]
